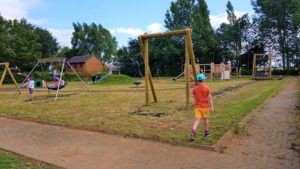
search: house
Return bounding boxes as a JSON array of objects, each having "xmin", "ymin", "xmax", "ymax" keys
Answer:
[{"xmin": 66, "ymin": 55, "xmax": 103, "ymax": 73}]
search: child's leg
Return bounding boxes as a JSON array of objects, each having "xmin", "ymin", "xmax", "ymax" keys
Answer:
[
  {"xmin": 29, "ymin": 88, "xmax": 33, "ymax": 100},
  {"xmin": 192, "ymin": 118, "xmax": 201, "ymax": 130},
  {"xmin": 204, "ymin": 118, "xmax": 209, "ymax": 131},
  {"xmin": 204, "ymin": 118, "xmax": 210, "ymax": 136}
]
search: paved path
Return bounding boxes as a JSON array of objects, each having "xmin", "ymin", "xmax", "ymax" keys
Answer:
[{"xmin": 0, "ymin": 78, "xmax": 299, "ymax": 169}]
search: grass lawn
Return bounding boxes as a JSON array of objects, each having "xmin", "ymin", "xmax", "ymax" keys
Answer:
[
  {"xmin": 0, "ymin": 75, "xmax": 288, "ymax": 145},
  {"xmin": 0, "ymin": 149, "xmax": 56, "ymax": 169},
  {"xmin": 292, "ymin": 79, "xmax": 300, "ymax": 153}
]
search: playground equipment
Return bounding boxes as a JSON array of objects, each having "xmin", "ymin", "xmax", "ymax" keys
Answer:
[
  {"xmin": 0, "ymin": 62, "xmax": 21, "ymax": 94},
  {"xmin": 173, "ymin": 64, "xmax": 200, "ymax": 81},
  {"xmin": 91, "ymin": 69, "xmax": 113, "ymax": 84},
  {"xmin": 199, "ymin": 63, "xmax": 232, "ymax": 80},
  {"xmin": 138, "ymin": 28, "xmax": 197, "ymax": 110},
  {"xmin": 252, "ymin": 53, "xmax": 272, "ymax": 80},
  {"xmin": 133, "ymin": 80, "xmax": 142, "ymax": 87},
  {"xmin": 14, "ymin": 57, "xmax": 91, "ymax": 101}
]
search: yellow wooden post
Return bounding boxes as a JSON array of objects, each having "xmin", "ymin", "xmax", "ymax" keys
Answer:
[
  {"xmin": 211, "ymin": 63, "xmax": 214, "ymax": 81},
  {"xmin": 186, "ymin": 29, "xmax": 197, "ymax": 86},
  {"xmin": 144, "ymin": 39, "xmax": 149, "ymax": 106},
  {"xmin": 269, "ymin": 54, "xmax": 272, "ymax": 78},
  {"xmin": 0, "ymin": 66, "xmax": 7, "ymax": 86},
  {"xmin": 252, "ymin": 54, "xmax": 256, "ymax": 79},
  {"xmin": 6, "ymin": 64, "xmax": 21, "ymax": 94},
  {"xmin": 138, "ymin": 36, "xmax": 157, "ymax": 103},
  {"xmin": 185, "ymin": 36, "xmax": 190, "ymax": 110}
]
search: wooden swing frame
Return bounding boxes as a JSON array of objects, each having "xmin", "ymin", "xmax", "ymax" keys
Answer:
[
  {"xmin": 252, "ymin": 53, "xmax": 272, "ymax": 80},
  {"xmin": 138, "ymin": 28, "xmax": 197, "ymax": 110},
  {"xmin": 13, "ymin": 58, "xmax": 91, "ymax": 101},
  {"xmin": 0, "ymin": 62, "xmax": 21, "ymax": 94}
]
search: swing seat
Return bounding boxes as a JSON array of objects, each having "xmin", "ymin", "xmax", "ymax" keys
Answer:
[
  {"xmin": 47, "ymin": 84, "xmax": 67, "ymax": 90},
  {"xmin": 47, "ymin": 82, "xmax": 67, "ymax": 90}
]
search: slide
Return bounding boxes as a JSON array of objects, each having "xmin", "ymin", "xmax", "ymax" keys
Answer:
[{"xmin": 91, "ymin": 71, "xmax": 112, "ymax": 84}]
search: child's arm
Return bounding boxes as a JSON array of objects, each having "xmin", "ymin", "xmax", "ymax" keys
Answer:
[
  {"xmin": 21, "ymin": 82, "xmax": 29, "ymax": 88},
  {"xmin": 208, "ymin": 94, "xmax": 214, "ymax": 112}
]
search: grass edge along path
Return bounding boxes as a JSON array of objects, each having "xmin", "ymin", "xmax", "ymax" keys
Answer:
[
  {"xmin": 291, "ymin": 77, "xmax": 300, "ymax": 154},
  {"xmin": 0, "ymin": 149, "xmax": 60, "ymax": 169}
]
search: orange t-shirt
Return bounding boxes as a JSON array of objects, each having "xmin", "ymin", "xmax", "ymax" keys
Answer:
[{"xmin": 192, "ymin": 83, "xmax": 211, "ymax": 108}]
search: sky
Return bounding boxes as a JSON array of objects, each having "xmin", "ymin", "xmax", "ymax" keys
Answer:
[{"xmin": 0, "ymin": 0, "xmax": 254, "ymax": 48}]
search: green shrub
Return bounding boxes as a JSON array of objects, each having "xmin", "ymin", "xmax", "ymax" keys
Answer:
[{"xmin": 95, "ymin": 74, "xmax": 135, "ymax": 85}]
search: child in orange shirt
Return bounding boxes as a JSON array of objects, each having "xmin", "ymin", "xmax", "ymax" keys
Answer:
[{"xmin": 191, "ymin": 74, "xmax": 214, "ymax": 137}]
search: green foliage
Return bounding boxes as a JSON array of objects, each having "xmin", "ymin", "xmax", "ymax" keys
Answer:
[
  {"xmin": 57, "ymin": 47, "xmax": 72, "ymax": 58},
  {"xmin": 164, "ymin": 0, "xmax": 195, "ymax": 30},
  {"xmin": 71, "ymin": 22, "xmax": 118, "ymax": 63},
  {"xmin": 0, "ymin": 150, "xmax": 55, "ymax": 169},
  {"xmin": 215, "ymin": 1, "xmax": 250, "ymax": 66},
  {"xmin": 35, "ymin": 27, "xmax": 59, "ymax": 57},
  {"xmin": 114, "ymin": 39, "xmax": 145, "ymax": 77},
  {"xmin": 251, "ymin": 0, "xmax": 300, "ymax": 69},
  {"xmin": 0, "ymin": 15, "xmax": 59, "ymax": 71}
]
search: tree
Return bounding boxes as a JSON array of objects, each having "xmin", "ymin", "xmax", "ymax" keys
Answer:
[
  {"xmin": 57, "ymin": 47, "xmax": 73, "ymax": 58},
  {"xmin": 192, "ymin": 0, "xmax": 218, "ymax": 63},
  {"xmin": 113, "ymin": 39, "xmax": 143, "ymax": 76},
  {"xmin": 164, "ymin": 0, "xmax": 218, "ymax": 65},
  {"xmin": 251, "ymin": 0, "xmax": 300, "ymax": 69},
  {"xmin": 71, "ymin": 22, "xmax": 118, "ymax": 63},
  {"xmin": 215, "ymin": 1, "xmax": 250, "ymax": 66},
  {"xmin": 164, "ymin": 0, "xmax": 195, "ymax": 30},
  {"xmin": 35, "ymin": 27, "xmax": 59, "ymax": 57},
  {"xmin": 0, "ymin": 17, "xmax": 42, "ymax": 70}
]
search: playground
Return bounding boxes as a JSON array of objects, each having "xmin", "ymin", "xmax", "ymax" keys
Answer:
[
  {"xmin": 0, "ymin": 77, "xmax": 299, "ymax": 169},
  {"xmin": 0, "ymin": 75, "xmax": 289, "ymax": 145}
]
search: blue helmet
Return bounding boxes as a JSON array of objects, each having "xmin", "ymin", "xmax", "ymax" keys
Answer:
[{"xmin": 197, "ymin": 73, "xmax": 206, "ymax": 81}]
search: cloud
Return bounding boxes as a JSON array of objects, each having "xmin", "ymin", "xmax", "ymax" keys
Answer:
[
  {"xmin": 146, "ymin": 23, "xmax": 164, "ymax": 33},
  {"xmin": 48, "ymin": 28, "xmax": 73, "ymax": 47},
  {"xmin": 109, "ymin": 27, "xmax": 144, "ymax": 36},
  {"xmin": 0, "ymin": 0, "xmax": 43, "ymax": 19},
  {"xmin": 209, "ymin": 11, "xmax": 248, "ymax": 28},
  {"xmin": 28, "ymin": 18, "xmax": 48, "ymax": 26}
]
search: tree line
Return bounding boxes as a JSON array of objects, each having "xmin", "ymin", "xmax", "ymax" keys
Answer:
[
  {"xmin": 114, "ymin": 0, "xmax": 300, "ymax": 76},
  {"xmin": 0, "ymin": 0, "xmax": 299, "ymax": 76}
]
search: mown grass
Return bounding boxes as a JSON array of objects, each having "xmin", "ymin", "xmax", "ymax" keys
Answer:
[
  {"xmin": 0, "ymin": 76, "xmax": 288, "ymax": 145},
  {"xmin": 292, "ymin": 78, "xmax": 300, "ymax": 153},
  {"xmin": 0, "ymin": 150, "xmax": 56, "ymax": 169}
]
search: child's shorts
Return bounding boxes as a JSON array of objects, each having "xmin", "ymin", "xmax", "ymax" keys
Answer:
[
  {"xmin": 194, "ymin": 108, "xmax": 209, "ymax": 119},
  {"xmin": 29, "ymin": 88, "xmax": 34, "ymax": 94}
]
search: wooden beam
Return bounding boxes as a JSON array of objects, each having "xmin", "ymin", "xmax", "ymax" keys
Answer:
[
  {"xmin": 252, "ymin": 54, "xmax": 256, "ymax": 79},
  {"xmin": 269, "ymin": 54, "xmax": 272, "ymax": 78},
  {"xmin": 185, "ymin": 37, "xmax": 190, "ymax": 110},
  {"xmin": 186, "ymin": 29, "xmax": 197, "ymax": 86},
  {"xmin": 140, "ymin": 29, "xmax": 189, "ymax": 39},
  {"xmin": 6, "ymin": 64, "xmax": 21, "ymax": 94},
  {"xmin": 144, "ymin": 39, "xmax": 149, "ymax": 106},
  {"xmin": 0, "ymin": 62, "xmax": 9, "ymax": 66},
  {"xmin": 0, "ymin": 66, "xmax": 7, "ymax": 86}
]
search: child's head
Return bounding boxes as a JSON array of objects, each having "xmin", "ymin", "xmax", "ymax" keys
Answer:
[{"xmin": 197, "ymin": 73, "xmax": 206, "ymax": 82}]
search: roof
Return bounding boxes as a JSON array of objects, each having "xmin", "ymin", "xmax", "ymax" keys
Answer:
[{"xmin": 67, "ymin": 55, "xmax": 93, "ymax": 63}]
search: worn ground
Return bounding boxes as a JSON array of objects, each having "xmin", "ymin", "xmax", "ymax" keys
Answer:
[{"xmin": 0, "ymin": 78, "xmax": 299, "ymax": 169}]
